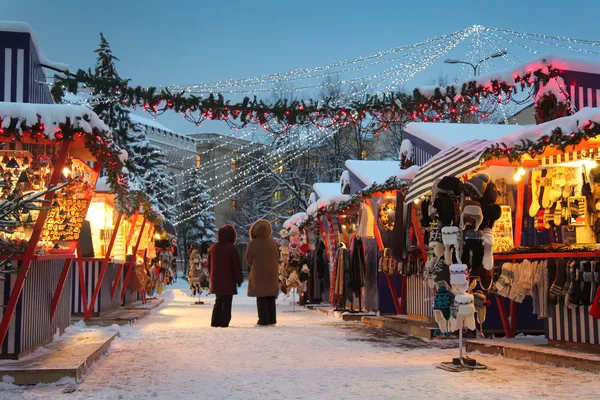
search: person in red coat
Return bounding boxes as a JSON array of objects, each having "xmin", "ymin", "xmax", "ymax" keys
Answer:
[{"xmin": 208, "ymin": 225, "xmax": 243, "ymax": 327}]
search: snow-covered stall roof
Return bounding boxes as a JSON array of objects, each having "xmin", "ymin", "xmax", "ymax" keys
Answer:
[
  {"xmin": 312, "ymin": 182, "xmax": 340, "ymax": 199},
  {"xmin": 416, "ymin": 54, "xmax": 600, "ymax": 97},
  {"xmin": 283, "ymin": 212, "xmax": 308, "ymax": 229},
  {"xmin": 0, "ymin": 102, "xmax": 110, "ymax": 138},
  {"xmin": 344, "ymin": 160, "xmax": 419, "ymax": 187},
  {"xmin": 306, "ymin": 195, "xmax": 351, "ymax": 216},
  {"xmin": 490, "ymin": 107, "xmax": 600, "ymax": 148},
  {"xmin": 130, "ymin": 113, "xmax": 174, "ymax": 133},
  {"xmin": 0, "ymin": 21, "xmax": 69, "ymax": 72},
  {"xmin": 404, "ymin": 122, "xmax": 529, "ymax": 150}
]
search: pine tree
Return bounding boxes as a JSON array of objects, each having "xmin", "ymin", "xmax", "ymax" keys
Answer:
[
  {"xmin": 91, "ymin": 33, "xmax": 139, "ymax": 151},
  {"xmin": 176, "ymin": 168, "xmax": 217, "ymax": 273}
]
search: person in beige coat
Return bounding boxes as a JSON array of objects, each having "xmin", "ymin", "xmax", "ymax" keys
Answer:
[{"xmin": 245, "ymin": 219, "xmax": 280, "ymax": 326}]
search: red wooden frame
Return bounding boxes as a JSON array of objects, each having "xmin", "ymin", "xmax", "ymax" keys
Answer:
[
  {"xmin": 0, "ymin": 140, "xmax": 72, "ymax": 347},
  {"xmin": 83, "ymin": 212, "xmax": 123, "ymax": 320},
  {"xmin": 121, "ymin": 217, "xmax": 147, "ymax": 302}
]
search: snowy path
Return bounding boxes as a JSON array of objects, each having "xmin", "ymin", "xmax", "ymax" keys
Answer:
[{"xmin": 1, "ymin": 280, "xmax": 598, "ymax": 400}]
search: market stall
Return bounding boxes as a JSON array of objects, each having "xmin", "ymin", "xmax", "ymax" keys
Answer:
[
  {"xmin": 71, "ymin": 177, "xmax": 130, "ymax": 318},
  {"xmin": 405, "ymin": 108, "xmax": 600, "ymax": 348},
  {"xmin": 0, "ymin": 103, "xmax": 129, "ymax": 357}
]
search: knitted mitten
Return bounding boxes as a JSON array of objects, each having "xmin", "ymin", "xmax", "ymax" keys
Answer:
[
  {"xmin": 581, "ymin": 261, "xmax": 594, "ymax": 307},
  {"xmin": 549, "ymin": 259, "xmax": 567, "ymax": 301},
  {"xmin": 529, "ymin": 169, "xmax": 542, "ymax": 217},
  {"xmin": 496, "ymin": 263, "xmax": 512, "ymax": 298},
  {"xmin": 565, "ymin": 261, "xmax": 580, "ymax": 308},
  {"xmin": 482, "ymin": 229, "xmax": 494, "ymax": 271}
]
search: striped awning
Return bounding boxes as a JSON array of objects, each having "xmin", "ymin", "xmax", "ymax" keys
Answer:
[
  {"xmin": 404, "ymin": 139, "xmax": 491, "ymax": 204},
  {"xmin": 541, "ymin": 147, "xmax": 600, "ymax": 166}
]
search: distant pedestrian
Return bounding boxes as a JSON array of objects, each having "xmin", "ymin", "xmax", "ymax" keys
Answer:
[
  {"xmin": 208, "ymin": 225, "xmax": 243, "ymax": 328},
  {"xmin": 245, "ymin": 220, "xmax": 280, "ymax": 326}
]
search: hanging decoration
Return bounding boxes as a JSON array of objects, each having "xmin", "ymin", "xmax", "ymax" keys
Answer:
[{"xmin": 378, "ymin": 199, "xmax": 397, "ymax": 231}]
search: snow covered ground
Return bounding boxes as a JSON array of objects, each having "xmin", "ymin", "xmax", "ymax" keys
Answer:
[{"xmin": 1, "ymin": 280, "xmax": 598, "ymax": 400}]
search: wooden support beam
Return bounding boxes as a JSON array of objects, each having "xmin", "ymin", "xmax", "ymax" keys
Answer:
[
  {"xmin": 121, "ymin": 217, "xmax": 147, "ymax": 302},
  {"xmin": 385, "ymin": 274, "xmax": 402, "ymax": 315},
  {"xmin": 111, "ymin": 211, "xmax": 139, "ymax": 299}
]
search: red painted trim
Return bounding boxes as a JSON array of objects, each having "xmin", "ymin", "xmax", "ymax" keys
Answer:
[
  {"xmin": 50, "ymin": 258, "xmax": 73, "ymax": 323},
  {"xmin": 494, "ymin": 251, "xmax": 600, "ymax": 260},
  {"xmin": 514, "ymin": 177, "xmax": 525, "ymax": 246},
  {"xmin": 496, "ymin": 297, "xmax": 512, "ymax": 338},
  {"xmin": 0, "ymin": 140, "xmax": 72, "ymax": 347},
  {"xmin": 84, "ymin": 212, "xmax": 123, "ymax": 320},
  {"xmin": 385, "ymin": 274, "xmax": 402, "ymax": 315},
  {"xmin": 121, "ymin": 217, "xmax": 147, "ymax": 301},
  {"xmin": 411, "ymin": 207, "xmax": 427, "ymax": 262},
  {"xmin": 509, "ymin": 299, "xmax": 518, "ymax": 338}
]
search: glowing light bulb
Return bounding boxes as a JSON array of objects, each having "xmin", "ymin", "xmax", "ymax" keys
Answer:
[
  {"xmin": 62, "ymin": 167, "xmax": 70, "ymax": 177},
  {"xmin": 513, "ymin": 172, "xmax": 522, "ymax": 182},
  {"xmin": 517, "ymin": 167, "xmax": 525, "ymax": 175}
]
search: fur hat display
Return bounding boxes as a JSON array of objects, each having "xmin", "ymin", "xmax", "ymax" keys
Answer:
[
  {"xmin": 437, "ymin": 176, "xmax": 463, "ymax": 197},
  {"xmin": 449, "ymin": 263, "xmax": 469, "ymax": 286},
  {"xmin": 460, "ymin": 204, "xmax": 483, "ymax": 231},
  {"xmin": 481, "ymin": 203, "xmax": 502, "ymax": 230},
  {"xmin": 481, "ymin": 180, "xmax": 499, "ymax": 204},
  {"xmin": 455, "ymin": 293, "xmax": 476, "ymax": 317},
  {"xmin": 464, "ymin": 173, "xmax": 490, "ymax": 199},
  {"xmin": 434, "ymin": 193, "xmax": 456, "ymax": 226}
]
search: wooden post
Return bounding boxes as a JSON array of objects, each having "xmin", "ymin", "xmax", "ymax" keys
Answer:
[
  {"xmin": 84, "ymin": 212, "xmax": 123, "ymax": 320},
  {"xmin": 112, "ymin": 211, "xmax": 139, "ymax": 299},
  {"xmin": 514, "ymin": 176, "xmax": 526, "ymax": 246},
  {"xmin": 50, "ymin": 258, "xmax": 74, "ymax": 323},
  {"xmin": 0, "ymin": 140, "xmax": 72, "ymax": 347},
  {"xmin": 76, "ymin": 243, "xmax": 89, "ymax": 315},
  {"xmin": 121, "ymin": 217, "xmax": 147, "ymax": 302},
  {"xmin": 496, "ymin": 297, "xmax": 512, "ymax": 338},
  {"xmin": 509, "ymin": 299, "xmax": 518, "ymax": 338}
]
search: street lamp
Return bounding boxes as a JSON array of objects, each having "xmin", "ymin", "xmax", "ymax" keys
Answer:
[{"xmin": 444, "ymin": 50, "xmax": 507, "ymax": 76}]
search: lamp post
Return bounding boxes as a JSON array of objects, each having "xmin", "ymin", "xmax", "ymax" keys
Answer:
[{"xmin": 444, "ymin": 50, "xmax": 507, "ymax": 76}]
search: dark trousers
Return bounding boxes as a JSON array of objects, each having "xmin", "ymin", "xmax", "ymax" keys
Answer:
[
  {"xmin": 211, "ymin": 295, "xmax": 233, "ymax": 327},
  {"xmin": 256, "ymin": 296, "xmax": 277, "ymax": 325}
]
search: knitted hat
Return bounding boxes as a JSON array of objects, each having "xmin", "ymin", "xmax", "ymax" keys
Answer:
[
  {"xmin": 470, "ymin": 265, "xmax": 493, "ymax": 289},
  {"xmin": 481, "ymin": 203, "xmax": 502, "ymax": 230},
  {"xmin": 432, "ymin": 258, "xmax": 450, "ymax": 284},
  {"xmin": 437, "ymin": 176, "xmax": 463, "ymax": 197},
  {"xmin": 461, "ymin": 204, "xmax": 483, "ymax": 231},
  {"xmin": 464, "ymin": 173, "xmax": 490, "ymax": 199},
  {"xmin": 450, "ymin": 263, "xmax": 469, "ymax": 286},
  {"xmin": 481, "ymin": 180, "xmax": 499, "ymax": 205}
]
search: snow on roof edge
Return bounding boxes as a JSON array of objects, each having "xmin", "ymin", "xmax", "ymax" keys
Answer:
[{"xmin": 0, "ymin": 21, "xmax": 70, "ymax": 72}]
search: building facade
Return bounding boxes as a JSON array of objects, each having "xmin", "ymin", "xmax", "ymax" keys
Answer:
[{"xmin": 190, "ymin": 133, "xmax": 261, "ymax": 228}]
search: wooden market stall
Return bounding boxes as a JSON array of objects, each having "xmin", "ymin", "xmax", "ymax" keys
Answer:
[
  {"xmin": 404, "ymin": 108, "xmax": 600, "ymax": 347},
  {"xmin": 0, "ymin": 103, "xmax": 129, "ymax": 357}
]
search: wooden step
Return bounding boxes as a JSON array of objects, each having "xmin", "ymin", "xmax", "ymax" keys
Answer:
[
  {"xmin": 0, "ymin": 330, "xmax": 118, "ymax": 385},
  {"xmin": 362, "ymin": 315, "xmax": 441, "ymax": 339}
]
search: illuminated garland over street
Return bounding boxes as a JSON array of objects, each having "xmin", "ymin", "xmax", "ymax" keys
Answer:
[
  {"xmin": 298, "ymin": 176, "xmax": 411, "ymax": 229},
  {"xmin": 52, "ymin": 64, "xmax": 562, "ymax": 133}
]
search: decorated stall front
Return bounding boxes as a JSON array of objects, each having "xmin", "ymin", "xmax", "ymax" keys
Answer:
[
  {"xmin": 404, "ymin": 108, "xmax": 600, "ymax": 349},
  {"xmin": 0, "ymin": 103, "xmax": 129, "ymax": 357},
  {"xmin": 71, "ymin": 177, "xmax": 130, "ymax": 318},
  {"xmin": 344, "ymin": 160, "xmax": 421, "ymax": 315}
]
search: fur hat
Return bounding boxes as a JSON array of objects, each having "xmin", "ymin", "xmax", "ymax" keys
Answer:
[
  {"xmin": 464, "ymin": 173, "xmax": 490, "ymax": 199},
  {"xmin": 449, "ymin": 264, "xmax": 469, "ymax": 286},
  {"xmin": 481, "ymin": 180, "xmax": 499, "ymax": 204},
  {"xmin": 437, "ymin": 176, "xmax": 463, "ymax": 197},
  {"xmin": 473, "ymin": 291, "xmax": 488, "ymax": 324},
  {"xmin": 461, "ymin": 204, "xmax": 483, "ymax": 231},
  {"xmin": 455, "ymin": 293, "xmax": 476, "ymax": 317},
  {"xmin": 433, "ymin": 193, "xmax": 456, "ymax": 226},
  {"xmin": 481, "ymin": 203, "xmax": 502, "ymax": 230}
]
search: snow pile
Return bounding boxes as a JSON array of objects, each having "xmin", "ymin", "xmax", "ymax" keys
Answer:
[
  {"xmin": 283, "ymin": 212, "xmax": 308, "ymax": 229},
  {"xmin": 404, "ymin": 122, "xmax": 528, "ymax": 150},
  {"xmin": 0, "ymin": 21, "xmax": 70, "ymax": 72},
  {"xmin": 536, "ymin": 77, "xmax": 568, "ymax": 103},
  {"xmin": 399, "ymin": 138, "xmax": 414, "ymax": 161},
  {"xmin": 306, "ymin": 194, "xmax": 351, "ymax": 216},
  {"xmin": 0, "ymin": 103, "xmax": 110, "ymax": 138},
  {"xmin": 491, "ymin": 107, "xmax": 600, "ymax": 148},
  {"xmin": 396, "ymin": 165, "xmax": 420, "ymax": 180},
  {"xmin": 345, "ymin": 160, "xmax": 417, "ymax": 188},
  {"xmin": 312, "ymin": 182, "xmax": 341, "ymax": 199}
]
